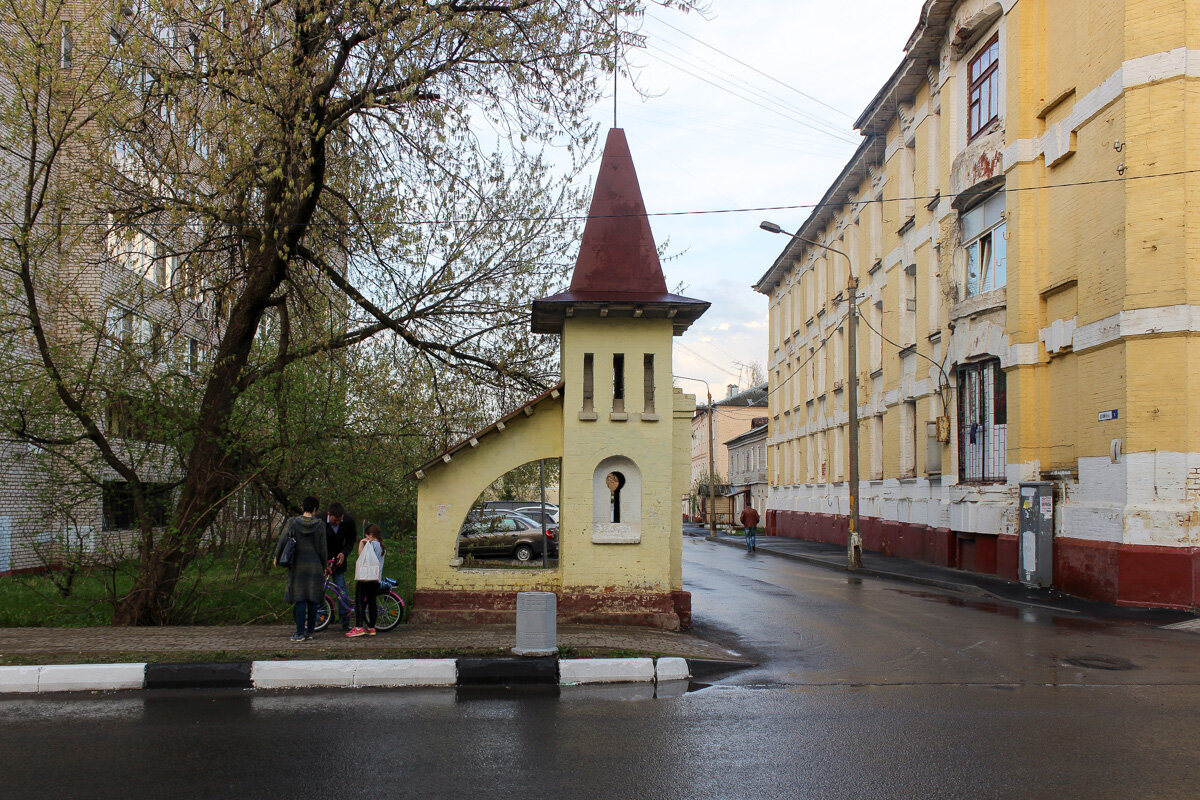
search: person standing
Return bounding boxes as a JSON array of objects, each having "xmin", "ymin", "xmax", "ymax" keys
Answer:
[
  {"xmin": 274, "ymin": 496, "xmax": 328, "ymax": 641},
  {"xmin": 740, "ymin": 502, "xmax": 760, "ymax": 553},
  {"xmin": 347, "ymin": 524, "xmax": 386, "ymax": 638},
  {"xmin": 325, "ymin": 501, "xmax": 357, "ymax": 630}
]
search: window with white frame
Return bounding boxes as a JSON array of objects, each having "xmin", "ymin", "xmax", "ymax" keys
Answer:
[{"xmin": 962, "ymin": 192, "xmax": 1006, "ymax": 297}]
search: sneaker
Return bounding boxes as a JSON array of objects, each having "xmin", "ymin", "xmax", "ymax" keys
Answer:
[
  {"xmin": 345, "ymin": 627, "xmax": 366, "ymax": 638},
  {"xmin": 289, "ymin": 633, "xmax": 306, "ymax": 642},
  {"xmin": 366, "ymin": 628, "xmax": 376, "ymax": 636},
  {"xmin": 304, "ymin": 634, "xmax": 315, "ymax": 641}
]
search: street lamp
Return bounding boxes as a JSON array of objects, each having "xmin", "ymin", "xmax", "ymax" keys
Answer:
[
  {"xmin": 675, "ymin": 374, "xmax": 719, "ymax": 541},
  {"xmin": 760, "ymin": 220, "xmax": 863, "ymax": 570}
]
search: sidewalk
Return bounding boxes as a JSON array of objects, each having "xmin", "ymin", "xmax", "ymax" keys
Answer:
[
  {"xmin": 0, "ymin": 622, "xmax": 743, "ymax": 667},
  {"xmin": 687, "ymin": 525, "xmax": 1199, "ymax": 627}
]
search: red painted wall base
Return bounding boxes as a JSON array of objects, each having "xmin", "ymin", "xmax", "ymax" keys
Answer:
[
  {"xmin": 412, "ymin": 589, "xmax": 690, "ymax": 631},
  {"xmin": 766, "ymin": 509, "xmax": 1200, "ymax": 610}
]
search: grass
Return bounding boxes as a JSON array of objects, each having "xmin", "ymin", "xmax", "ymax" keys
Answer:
[{"xmin": 0, "ymin": 536, "xmax": 416, "ymax": 628}]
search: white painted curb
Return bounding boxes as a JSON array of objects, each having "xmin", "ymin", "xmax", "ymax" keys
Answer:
[
  {"xmin": 0, "ymin": 666, "xmax": 41, "ymax": 693},
  {"xmin": 251, "ymin": 659, "xmax": 458, "ymax": 689},
  {"xmin": 559, "ymin": 658, "xmax": 655, "ymax": 685},
  {"xmin": 351, "ymin": 659, "xmax": 457, "ymax": 687},
  {"xmin": 37, "ymin": 663, "xmax": 146, "ymax": 692},
  {"xmin": 655, "ymin": 657, "xmax": 691, "ymax": 682},
  {"xmin": 251, "ymin": 659, "xmax": 356, "ymax": 689}
]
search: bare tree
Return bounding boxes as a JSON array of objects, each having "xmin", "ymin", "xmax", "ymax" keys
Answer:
[{"xmin": 0, "ymin": 0, "xmax": 704, "ymax": 623}]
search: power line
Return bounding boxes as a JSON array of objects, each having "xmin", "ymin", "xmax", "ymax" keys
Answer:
[
  {"xmin": 648, "ymin": 13, "xmax": 854, "ymax": 119},
  {"xmin": 7, "ymin": 166, "xmax": 1197, "ymax": 230},
  {"xmin": 642, "ymin": 48, "xmax": 861, "ymax": 146},
  {"xmin": 646, "ymin": 36, "xmax": 856, "ymax": 143},
  {"xmin": 765, "ymin": 309, "xmax": 849, "ymax": 402}
]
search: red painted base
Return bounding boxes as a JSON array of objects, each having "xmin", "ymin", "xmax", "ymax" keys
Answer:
[
  {"xmin": 412, "ymin": 589, "xmax": 690, "ymax": 631},
  {"xmin": 0, "ymin": 564, "xmax": 51, "ymax": 578},
  {"xmin": 765, "ymin": 509, "xmax": 1200, "ymax": 610}
]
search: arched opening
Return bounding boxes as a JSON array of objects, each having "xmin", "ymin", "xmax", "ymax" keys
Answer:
[
  {"xmin": 455, "ymin": 458, "xmax": 560, "ymax": 569},
  {"xmin": 606, "ymin": 471, "xmax": 626, "ymax": 522}
]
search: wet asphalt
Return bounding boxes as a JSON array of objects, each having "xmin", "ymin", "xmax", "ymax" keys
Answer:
[{"xmin": 3, "ymin": 538, "xmax": 1200, "ymax": 799}]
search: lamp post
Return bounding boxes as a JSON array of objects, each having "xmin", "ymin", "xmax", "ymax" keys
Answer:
[
  {"xmin": 760, "ymin": 221, "xmax": 862, "ymax": 570},
  {"xmin": 675, "ymin": 374, "xmax": 719, "ymax": 541}
]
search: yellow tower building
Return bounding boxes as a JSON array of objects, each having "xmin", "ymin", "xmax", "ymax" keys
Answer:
[{"xmin": 412, "ymin": 129, "xmax": 708, "ymax": 629}]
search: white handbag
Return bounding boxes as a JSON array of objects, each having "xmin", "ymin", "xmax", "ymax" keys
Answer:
[{"xmin": 355, "ymin": 540, "xmax": 382, "ymax": 581}]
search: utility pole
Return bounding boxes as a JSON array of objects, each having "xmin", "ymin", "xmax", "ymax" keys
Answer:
[
  {"xmin": 845, "ymin": 275, "xmax": 863, "ymax": 568},
  {"xmin": 760, "ymin": 221, "xmax": 861, "ymax": 569},
  {"xmin": 706, "ymin": 387, "xmax": 718, "ymax": 540}
]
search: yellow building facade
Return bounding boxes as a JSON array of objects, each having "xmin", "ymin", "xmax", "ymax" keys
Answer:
[
  {"xmin": 413, "ymin": 129, "xmax": 708, "ymax": 629},
  {"xmin": 755, "ymin": 0, "xmax": 1200, "ymax": 607}
]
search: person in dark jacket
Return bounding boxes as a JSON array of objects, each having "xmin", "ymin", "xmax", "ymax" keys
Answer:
[
  {"xmin": 740, "ymin": 503, "xmax": 760, "ymax": 553},
  {"xmin": 324, "ymin": 501, "xmax": 357, "ymax": 631},
  {"xmin": 275, "ymin": 496, "xmax": 329, "ymax": 641}
]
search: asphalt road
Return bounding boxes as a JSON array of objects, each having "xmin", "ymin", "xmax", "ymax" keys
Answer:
[{"xmin": 3, "ymin": 539, "xmax": 1200, "ymax": 799}]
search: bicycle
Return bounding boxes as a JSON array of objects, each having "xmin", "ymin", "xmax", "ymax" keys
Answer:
[{"xmin": 314, "ymin": 568, "xmax": 407, "ymax": 632}]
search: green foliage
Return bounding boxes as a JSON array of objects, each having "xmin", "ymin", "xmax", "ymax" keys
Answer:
[{"xmin": 0, "ymin": 536, "xmax": 416, "ymax": 627}]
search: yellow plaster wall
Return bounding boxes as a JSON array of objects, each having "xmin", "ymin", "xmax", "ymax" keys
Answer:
[
  {"xmin": 559, "ymin": 316, "xmax": 682, "ymax": 593},
  {"xmin": 415, "ymin": 397, "xmax": 564, "ymax": 593}
]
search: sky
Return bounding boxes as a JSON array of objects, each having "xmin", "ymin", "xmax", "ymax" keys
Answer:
[{"xmin": 597, "ymin": 0, "xmax": 929, "ymax": 399}]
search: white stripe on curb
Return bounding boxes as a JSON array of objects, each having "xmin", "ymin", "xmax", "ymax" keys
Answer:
[
  {"xmin": 655, "ymin": 657, "xmax": 691, "ymax": 682},
  {"xmin": 559, "ymin": 658, "xmax": 655, "ymax": 685},
  {"xmin": 0, "ymin": 666, "xmax": 41, "ymax": 693},
  {"xmin": 0, "ymin": 657, "xmax": 692, "ymax": 693},
  {"xmin": 251, "ymin": 659, "xmax": 457, "ymax": 689},
  {"xmin": 37, "ymin": 663, "xmax": 146, "ymax": 692}
]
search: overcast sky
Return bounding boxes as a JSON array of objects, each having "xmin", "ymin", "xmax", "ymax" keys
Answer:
[{"xmin": 596, "ymin": 0, "xmax": 928, "ymax": 398}]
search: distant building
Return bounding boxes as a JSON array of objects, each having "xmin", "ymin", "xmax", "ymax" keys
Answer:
[
  {"xmin": 755, "ymin": 0, "xmax": 1200, "ymax": 608},
  {"xmin": 725, "ymin": 417, "xmax": 769, "ymax": 521},
  {"xmin": 686, "ymin": 383, "xmax": 766, "ymax": 524}
]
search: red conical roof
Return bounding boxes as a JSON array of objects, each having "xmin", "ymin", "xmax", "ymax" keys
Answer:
[
  {"xmin": 569, "ymin": 128, "xmax": 667, "ymax": 294},
  {"xmin": 531, "ymin": 129, "xmax": 709, "ymax": 335}
]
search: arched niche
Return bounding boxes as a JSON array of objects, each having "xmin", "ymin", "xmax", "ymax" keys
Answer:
[{"xmin": 591, "ymin": 455, "xmax": 641, "ymax": 544}]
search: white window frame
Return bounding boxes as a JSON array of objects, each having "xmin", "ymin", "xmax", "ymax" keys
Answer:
[{"xmin": 962, "ymin": 192, "xmax": 1007, "ymax": 297}]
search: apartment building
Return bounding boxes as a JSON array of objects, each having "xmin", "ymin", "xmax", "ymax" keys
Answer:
[{"xmin": 755, "ymin": 0, "xmax": 1200, "ymax": 608}]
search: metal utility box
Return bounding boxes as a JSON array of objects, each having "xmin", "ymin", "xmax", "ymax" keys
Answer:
[
  {"xmin": 1018, "ymin": 482, "xmax": 1054, "ymax": 587},
  {"xmin": 513, "ymin": 591, "xmax": 557, "ymax": 656}
]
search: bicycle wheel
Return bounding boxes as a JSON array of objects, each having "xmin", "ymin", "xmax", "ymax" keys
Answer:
[
  {"xmin": 314, "ymin": 596, "xmax": 334, "ymax": 632},
  {"xmin": 375, "ymin": 592, "xmax": 405, "ymax": 632}
]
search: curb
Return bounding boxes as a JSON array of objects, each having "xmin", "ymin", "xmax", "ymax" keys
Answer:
[
  {"xmin": 0, "ymin": 656, "xmax": 694, "ymax": 694},
  {"xmin": 699, "ymin": 531, "xmax": 991, "ymax": 598}
]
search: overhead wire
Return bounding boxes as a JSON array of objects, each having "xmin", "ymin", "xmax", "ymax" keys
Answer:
[
  {"xmin": 640, "ymin": 48, "xmax": 862, "ymax": 146},
  {"xmin": 645, "ymin": 36, "xmax": 858, "ymax": 143},
  {"xmin": 647, "ymin": 13, "xmax": 855, "ymax": 120}
]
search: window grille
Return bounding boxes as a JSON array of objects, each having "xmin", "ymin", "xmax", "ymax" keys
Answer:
[{"xmin": 957, "ymin": 359, "xmax": 1007, "ymax": 483}]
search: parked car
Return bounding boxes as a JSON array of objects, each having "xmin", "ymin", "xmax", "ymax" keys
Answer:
[
  {"xmin": 458, "ymin": 511, "xmax": 557, "ymax": 562},
  {"xmin": 513, "ymin": 505, "xmax": 559, "ymax": 526},
  {"xmin": 481, "ymin": 500, "xmax": 559, "ymax": 517}
]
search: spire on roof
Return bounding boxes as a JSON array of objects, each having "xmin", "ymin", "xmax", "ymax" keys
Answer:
[
  {"xmin": 530, "ymin": 128, "xmax": 709, "ymax": 335},
  {"xmin": 568, "ymin": 128, "xmax": 667, "ymax": 295}
]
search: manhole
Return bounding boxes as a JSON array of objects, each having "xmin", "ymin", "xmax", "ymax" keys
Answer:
[{"xmin": 1061, "ymin": 655, "xmax": 1137, "ymax": 671}]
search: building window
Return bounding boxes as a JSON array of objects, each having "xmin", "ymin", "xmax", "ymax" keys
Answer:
[
  {"xmin": 962, "ymin": 192, "xmax": 1006, "ymax": 296},
  {"xmin": 612, "ymin": 353, "xmax": 625, "ymax": 414},
  {"xmin": 582, "ymin": 353, "xmax": 594, "ymax": 415},
  {"xmin": 642, "ymin": 354, "xmax": 655, "ymax": 415},
  {"xmin": 870, "ymin": 414, "xmax": 884, "ymax": 480},
  {"xmin": 968, "ymin": 34, "xmax": 1000, "ymax": 140},
  {"xmin": 957, "ymin": 358, "xmax": 1007, "ymax": 483},
  {"xmin": 900, "ymin": 400, "xmax": 917, "ymax": 478},
  {"xmin": 60, "ymin": 21, "xmax": 72, "ymax": 69},
  {"xmin": 102, "ymin": 481, "xmax": 171, "ymax": 530}
]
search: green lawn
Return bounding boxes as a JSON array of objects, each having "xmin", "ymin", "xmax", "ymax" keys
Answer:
[{"xmin": 0, "ymin": 536, "xmax": 416, "ymax": 627}]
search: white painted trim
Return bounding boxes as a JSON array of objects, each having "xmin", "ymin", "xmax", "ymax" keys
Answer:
[
  {"xmin": 1073, "ymin": 305, "xmax": 1200, "ymax": 353},
  {"xmin": 1004, "ymin": 47, "xmax": 1200, "ymax": 169}
]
